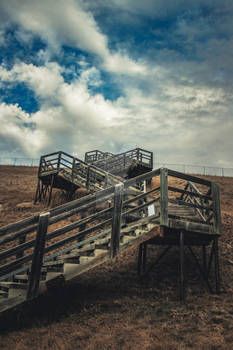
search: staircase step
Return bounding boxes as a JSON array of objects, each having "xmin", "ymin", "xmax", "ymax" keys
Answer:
[
  {"xmin": 134, "ymin": 228, "xmax": 148, "ymax": 236},
  {"xmin": 57, "ymin": 254, "xmax": 80, "ymax": 263},
  {"xmin": 121, "ymin": 235, "xmax": 136, "ymax": 244},
  {"xmin": 13, "ymin": 275, "xmax": 29, "ymax": 284},
  {"xmin": 79, "ymin": 256, "xmax": 96, "ymax": 264},
  {"xmin": 74, "ymin": 244, "xmax": 96, "ymax": 256},
  {"xmin": 147, "ymin": 223, "xmax": 156, "ymax": 231},
  {"xmin": 0, "ymin": 282, "xmax": 28, "ymax": 290},
  {"xmin": 0, "ymin": 290, "xmax": 8, "ymax": 298},
  {"xmin": 94, "ymin": 237, "xmax": 111, "ymax": 248},
  {"xmin": 94, "ymin": 248, "xmax": 108, "ymax": 256},
  {"xmin": 43, "ymin": 261, "xmax": 64, "ymax": 272},
  {"xmin": 0, "ymin": 283, "xmax": 9, "ymax": 292},
  {"xmin": 45, "ymin": 272, "xmax": 63, "ymax": 282}
]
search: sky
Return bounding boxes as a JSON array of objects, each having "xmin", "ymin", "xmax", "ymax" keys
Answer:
[{"xmin": 0, "ymin": 0, "xmax": 233, "ymax": 167}]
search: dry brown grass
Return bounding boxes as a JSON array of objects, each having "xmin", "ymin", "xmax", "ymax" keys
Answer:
[{"xmin": 0, "ymin": 166, "xmax": 232, "ymax": 349}]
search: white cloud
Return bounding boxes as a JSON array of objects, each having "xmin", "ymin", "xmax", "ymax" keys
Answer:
[
  {"xmin": 0, "ymin": 0, "xmax": 145, "ymax": 76},
  {"xmin": 0, "ymin": 0, "xmax": 233, "ymax": 167},
  {"xmin": 1, "ymin": 59, "xmax": 233, "ymax": 166}
]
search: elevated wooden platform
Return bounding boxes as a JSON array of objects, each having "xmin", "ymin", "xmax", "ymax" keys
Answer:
[
  {"xmin": 85, "ymin": 148, "xmax": 153, "ymax": 179},
  {"xmin": 34, "ymin": 151, "xmax": 121, "ymax": 204}
]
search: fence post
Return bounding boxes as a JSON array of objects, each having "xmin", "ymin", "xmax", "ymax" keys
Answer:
[
  {"xmin": 160, "ymin": 168, "xmax": 168, "ymax": 227},
  {"xmin": 110, "ymin": 183, "xmax": 124, "ymax": 258},
  {"xmin": 27, "ymin": 212, "xmax": 50, "ymax": 300}
]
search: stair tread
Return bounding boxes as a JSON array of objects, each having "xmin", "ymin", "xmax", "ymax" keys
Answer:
[
  {"xmin": 0, "ymin": 282, "xmax": 28, "ymax": 290},
  {"xmin": 0, "ymin": 290, "xmax": 8, "ymax": 298}
]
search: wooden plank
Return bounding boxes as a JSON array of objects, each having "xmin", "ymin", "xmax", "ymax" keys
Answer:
[
  {"xmin": 168, "ymin": 218, "xmax": 215, "ymax": 235},
  {"xmin": 160, "ymin": 168, "xmax": 168, "ymax": 226},
  {"xmin": 47, "ymin": 206, "xmax": 113, "ymax": 243},
  {"xmin": 44, "ymin": 218, "xmax": 112, "ymax": 255},
  {"xmin": 0, "ymin": 224, "xmax": 37, "ymax": 245},
  {"xmin": 27, "ymin": 212, "xmax": 50, "ymax": 300},
  {"xmin": 0, "ymin": 236, "xmax": 35, "ymax": 261},
  {"xmin": 0, "ymin": 215, "xmax": 39, "ymax": 237},
  {"xmin": 110, "ymin": 184, "xmax": 124, "ymax": 258},
  {"xmin": 123, "ymin": 186, "xmax": 160, "ymax": 207},
  {"xmin": 167, "ymin": 169, "xmax": 212, "ymax": 186},
  {"xmin": 125, "ymin": 168, "xmax": 160, "ymax": 187},
  {"xmin": 122, "ymin": 197, "xmax": 160, "ymax": 217},
  {"xmin": 0, "ymin": 253, "xmax": 33, "ymax": 280},
  {"xmin": 49, "ymin": 186, "xmax": 114, "ymax": 217}
]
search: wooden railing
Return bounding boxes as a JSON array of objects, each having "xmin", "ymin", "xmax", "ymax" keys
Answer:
[
  {"xmin": 0, "ymin": 168, "xmax": 221, "ymax": 301},
  {"xmin": 85, "ymin": 150, "xmax": 114, "ymax": 163},
  {"xmin": 38, "ymin": 151, "xmax": 120, "ymax": 190},
  {"xmin": 85, "ymin": 148, "xmax": 153, "ymax": 174}
]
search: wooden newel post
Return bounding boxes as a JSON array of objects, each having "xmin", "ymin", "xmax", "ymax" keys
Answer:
[
  {"xmin": 27, "ymin": 212, "xmax": 50, "ymax": 300},
  {"xmin": 160, "ymin": 168, "xmax": 168, "ymax": 227},
  {"xmin": 71, "ymin": 157, "xmax": 75, "ymax": 182},
  {"xmin": 110, "ymin": 183, "xmax": 124, "ymax": 258},
  {"xmin": 86, "ymin": 166, "xmax": 90, "ymax": 189},
  {"xmin": 58, "ymin": 152, "xmax": 62, "ymax": 171}
]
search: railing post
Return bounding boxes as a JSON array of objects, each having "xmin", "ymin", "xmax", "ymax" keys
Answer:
[
  {"xmin": 160, "ymin": 168, "xmax": 168, "ymax": 227},
  {"xmin": 38, "ymin": 156, "xmax": 43, "ymax": 176},
  {"xmin": 110, "ymin": 183, "xmax": 124, "ymax": 258},
  {"xmin": 104, "ymin": 174, "xmax": 109, "ymax": 188},
  {"xmin": 58, "ymin": 152, "xmax": 61, "ymax": 171},
  {"xmin": 72, "ymin": 157, "xmax": 75, "ymax": 183},
  {"xmin": 27, "ymin": 212, "xmax": 50, "ymax": 300},
  {"xmin": 211, "ymin": 183, "xmax": 221, "ymax": 235},
  {"xmin": 86, "ymin": 166, "xmax": 90, "ymax": 189},
  {"xmin": 151, "ymin": 152, "xmax": 153, "ymax": 169}
]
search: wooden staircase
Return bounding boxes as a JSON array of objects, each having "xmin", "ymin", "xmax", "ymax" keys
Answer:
[{"xmin": 0, "ymin": 157, "xmax": 222, "ymax": 313}]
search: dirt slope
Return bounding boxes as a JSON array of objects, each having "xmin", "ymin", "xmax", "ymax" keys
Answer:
[{"xmin": 0, "ymin": 166, "xmax": 232, "ymax": 350}]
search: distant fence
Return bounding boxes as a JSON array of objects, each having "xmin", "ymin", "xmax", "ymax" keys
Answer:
[
  {"xmin": 0, "ymin": 157, "xmax": 232, "ymax": 177},
  {"xmin": 157, "ymin": 163, "xmax": 233, "ymax": 177},
  {"xmin": 0, "ymin": 157, "xmax": 39, "ymax": 167}
]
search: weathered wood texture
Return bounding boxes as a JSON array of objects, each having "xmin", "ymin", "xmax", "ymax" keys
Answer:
[
  {"xmin": 27, "ymin": 212, "xmax": 50, "ymax": 300},
  {"xmin": 110, "ymin": 183, "xmax": 124, "ymax": 258}
]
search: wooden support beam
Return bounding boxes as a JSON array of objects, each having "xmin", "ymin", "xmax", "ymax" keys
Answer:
[
  {"xmin": 160, "ymin": 168, "xmax": 168, "ymax": 227},
  {"xmin": 110, "ymin": 183, "xmax": 124, "ymax": 258},
  {"xmin": 179, "ymin": 231, "xmax": 185, "ymax": 301},
  {"xmin": 142, "ymin": 243, "xmax": 147, "ymax": 273},
  {"xmin": 214, "ymin": 238, "xmax": 220, "ymax": 294},
  {"xmin": 27, "ymin": 212, "xmax": 50, "ymax": 300},
  {"xmin": 202, "ymin": 245, "xmax": 207, "ymax": 278},
  {"xmin": 48, "ymin": 174, "xmax": 55, "ymax": 206},
  {"xmin": 137, "ymin": 244, "xmax": 143, "ymax": 275},
  {"xmin": 211, "ymin": 183, "xmax": 221, "ymax": 235}
]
